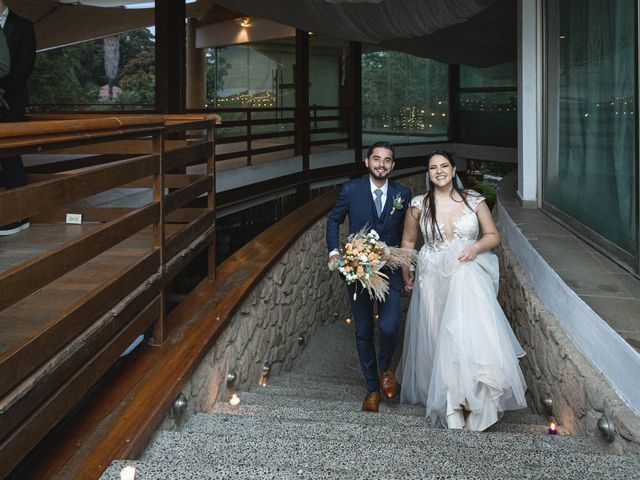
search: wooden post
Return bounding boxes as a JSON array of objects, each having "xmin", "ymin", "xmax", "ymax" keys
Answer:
[
  {"xmin": 295, "ymin": 29, "xmax": 310, "ymax": 205},
  {"xmin": 448, "ymin": 64, "xmax": 460, "ymax": 142},
  {"xmin": 151, "ymin": 133, "xmax": 166, "ymax": 345},
  {"xmin": 207, "ymin": 120, "xmax": 217, "ymax": 281},
  {"xmin": 246, "ymin": 110, "xmax": 252, "ymax": 166},
  {"xmin": 186, "ymin": 17, "xmax": 207, "ymax": 109},
  {"xmin": 156, "ymin": 0, "xmax": 186, "ymax": 113},
  {"xmin": 348, "ymin": 41, "xmax": 362, "ymax": 167}
]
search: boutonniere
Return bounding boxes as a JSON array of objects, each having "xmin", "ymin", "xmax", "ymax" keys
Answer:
[{"xmin": 390, "ymin": 194, "xmax": 405, "ymax": 215}]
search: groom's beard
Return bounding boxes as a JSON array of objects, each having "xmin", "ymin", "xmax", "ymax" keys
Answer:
[{"xmin": 369, "ymin": 169, "xmax": 391, "ymax": 181}]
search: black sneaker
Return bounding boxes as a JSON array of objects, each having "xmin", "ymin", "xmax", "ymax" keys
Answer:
[{"xmin": 0, "ymin": 219, "xmax": 30, "ymax": 236}]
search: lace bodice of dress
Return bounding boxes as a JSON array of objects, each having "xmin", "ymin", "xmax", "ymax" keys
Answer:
[{"xmin": 410, "ymin": 191, "xmax": 485, "ymax": 251}]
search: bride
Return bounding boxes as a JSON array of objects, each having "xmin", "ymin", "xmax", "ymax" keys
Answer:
[{"xmin": 396, "ymin": 151, "xmax": 527, "ymax": 431}]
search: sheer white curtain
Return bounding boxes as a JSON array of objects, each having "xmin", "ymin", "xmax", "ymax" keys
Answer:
[{"xmin": 545, "ymin": 0, "xmax": 636, "ymax": 256}]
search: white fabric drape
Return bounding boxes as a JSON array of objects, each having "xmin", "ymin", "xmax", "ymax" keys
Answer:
[{"xmin": 214, "ymin": 0, "xmax": 516, "ymax": 66}]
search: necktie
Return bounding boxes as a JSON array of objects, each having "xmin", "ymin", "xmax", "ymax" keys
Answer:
[{"xmin": 374, "ymin": 189, "xmax": 383, "ymax": 216}]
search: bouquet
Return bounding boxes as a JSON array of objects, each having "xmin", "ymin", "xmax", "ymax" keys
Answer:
[{"xmin": 329, "ymin": 229, "xmax": 417, "ymax": 302}]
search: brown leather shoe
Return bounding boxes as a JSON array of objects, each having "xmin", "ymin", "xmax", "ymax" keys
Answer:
[
  {"xmin": 362, "ymin": 391, "xmax": 380, "ymax": 412},
  {"xmin": 380, "ymin": 370, "xmax": 397, "ymax": 399}
]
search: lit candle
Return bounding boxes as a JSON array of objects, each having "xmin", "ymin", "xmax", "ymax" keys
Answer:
[
  {"xmin": 345, "ymin": 318, "xmax": 352, "ymax": 325},
  {"xmin": 548, "ymin": 422, "xmax": 558, "ymax": 435},
  {"xmin": 229, "ymin": 392, "xmax": 240, "ymax": 408},
  {"xmin": 120, "ymin": 465, "xmax": 136, "ymax": 480}
]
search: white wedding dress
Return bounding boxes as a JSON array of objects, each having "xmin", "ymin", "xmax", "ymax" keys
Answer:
[{"xmin": 397, "ymin": 192, "xmax": 527, "ymax": 431}]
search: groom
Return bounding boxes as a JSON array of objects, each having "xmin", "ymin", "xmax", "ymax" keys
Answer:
[{"xmin": 327, "ymin": 141, "xmax": 411, "ymax": 412}]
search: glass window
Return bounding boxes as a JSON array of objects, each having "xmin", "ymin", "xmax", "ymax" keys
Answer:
[
  {"xmin": 460, "ymin": 62, "xmax": 517, "ymax": 88},
  {"xmin": 309, "ymin": 36, "xmax": 347, "ymax": 147},
  {"xmin": 212, "ymin": 38, "xmax": 296, "ymax": 109},
  {"xmin": 361, "ymin": 49, "xmax": 449, "ymax": 145},
  {"xmin": 544, "ymin": 0, "xmax": 637, "ymax": 261},
  {"xmin": 208, "ymin": 38, "xmax": 296, "ymax": 140},
  {"xmin": 457, "ymin": 62, "xmax": 517, "ymax": 146},
  {"xmin": 29, "ymin": 28, "xmax": 156, "ymax": 112},
  {"xmin": 457, "ymin": 91, "xmax": 517, "ymax": 147}
]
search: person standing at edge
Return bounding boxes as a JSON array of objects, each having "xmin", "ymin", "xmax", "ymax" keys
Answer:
[
  {"xmin": 0, "ymin": 1, "xmax": 36, "ymax": 236},
  {"xmin": 326, "ymin": 141, "xmax": 411, "ymax": 412}
]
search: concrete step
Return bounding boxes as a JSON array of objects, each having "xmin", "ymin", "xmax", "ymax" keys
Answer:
[
  {"xmin": 100, "ymin": 459, "xmax": 499, "ymax": 480},
  {"xmin": 248, "ymin": 383, "xmax": 375, "ymax": 403},
  {"xmin": 141, "ymin": 431, "xmax": 640, "ymax": 479},
  {"xmin": 267, "ymin": 371, "xmax": 366, "ymax": 389},
  {"xmin": 181, "ymin": 412, "xmax": 599, "ymax": 455},
  {"xmin": 235, "ymin": 390, "xmax": 425, "ymax": 416},
  {"xmin": 207, "ymin": 402, "xmax": 552, "ymax": 436}
]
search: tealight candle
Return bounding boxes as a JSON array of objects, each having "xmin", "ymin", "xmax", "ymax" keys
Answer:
[
  {"xmin": 548, "ymin": 422, "xmax": 558, "ymax": 435},
  {"xmin": 120, "ymin": 465, "xmax": 136, "ymax": 480},
  {"xmin": 229, "ymin": 392, "xmax": 240, "ymax": 408},
  {"xmin": 345, "ymin": 318, "xmax": 352, "ymax": 325}
]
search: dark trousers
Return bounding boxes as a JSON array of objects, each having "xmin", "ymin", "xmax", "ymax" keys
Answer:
[
  {"xmin": 348, "ymin": 271, "xmax": 402, "ymax": 392},
  {"xmin": 0, "ymin": 106, "xmax": 26, "ymax": 190}
]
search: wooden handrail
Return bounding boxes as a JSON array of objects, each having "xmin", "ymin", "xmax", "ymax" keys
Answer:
[
  {"xmin": 0, "ymin": 154, "xmax": 159, "ymax": 225},
  {"xmin": 14, "ymin": 190, "xmax": 338, "ymax": 480},
  {"xmin": 0, "ymin": 115, "xmax": 165, "ymax": 139},
  {"xmin": 0, "ymin": 114, "xmax": 219, "ymax": 479}
]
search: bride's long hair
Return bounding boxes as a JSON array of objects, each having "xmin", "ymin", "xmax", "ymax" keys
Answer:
[{"xmin": 422, "ymin": 150, "xmax": 476, "ymax": 244}]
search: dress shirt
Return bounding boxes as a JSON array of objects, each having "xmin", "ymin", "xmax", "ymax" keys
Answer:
[
  {"xmin": 369, "ymin": 178, "xmax": 389, "ymax": 211},
  {"xmin": 0, "ymin": 7, "xmax": 8, "ymax": 29}
]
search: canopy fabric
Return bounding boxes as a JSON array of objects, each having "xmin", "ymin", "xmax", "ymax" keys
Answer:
[
  {"xmin": 9, "ymin": 0, "xmax": 155, "ymax": 50},
  {"xmin": 212, "ymin": 0, "xmax": 516, "ymax": 66}
]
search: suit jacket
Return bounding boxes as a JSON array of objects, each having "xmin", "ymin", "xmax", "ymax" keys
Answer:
[
  {"xmin": 0, "ymin": 29, "xmax": 9, "ymax": 79},
  {"xmin": 0, "ymin": 10, "xmax": 36, "ymax": 113},
  {"xmin": 326, "ymin": 175, "xmax": 411, "ymax": 287}
]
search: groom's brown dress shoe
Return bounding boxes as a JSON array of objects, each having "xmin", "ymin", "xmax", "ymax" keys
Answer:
[
  {"xmin": 362, "ymin": 391, "xmax": 380, "ymax": 412},
  {"xmin": 380, "ymin": 370, "xmax": 397, "ymax": 399}
]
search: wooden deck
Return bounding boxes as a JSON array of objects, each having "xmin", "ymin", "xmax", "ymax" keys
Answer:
[
  {"xmin": 0, "ymin": 222, "xmax": 184, "ymax": 355},
  {"xmin": 0, "ymin": 114, "xmax": 220, "ymax": 479}
]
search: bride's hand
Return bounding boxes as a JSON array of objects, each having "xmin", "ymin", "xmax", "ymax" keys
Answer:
[
  {"xmin": 458, "ymin": 244, "xmax": 479, "ymax": 263},
  {"xmin": 403, "ymin": 273, "xmax": 414, "ymax": 292}
]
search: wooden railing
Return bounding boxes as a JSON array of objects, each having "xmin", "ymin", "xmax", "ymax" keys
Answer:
[
  {"xmin": 188, "ymin": 105, "xmax": 351, "ymax": 165},
  {"xmin": 0, "ymin": 114, "xmax": 219, "ymax": 479}
]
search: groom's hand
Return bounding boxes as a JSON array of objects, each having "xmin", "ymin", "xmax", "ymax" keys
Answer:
[{"xmin": 328, "ymin": 254, "xmax": 342, "ymax": 271}]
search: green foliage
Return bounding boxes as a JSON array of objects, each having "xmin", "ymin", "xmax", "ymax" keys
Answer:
[
  {"xmin": 29, "ymin": 28, "xmax": 155, "ymax": 109},
  {"xmin": 473, "ymin": 181, "xmax": 497, "ymax": 210},
  {"xmin": 116, "ymin": 48, "xmax": 155, "ymax": 105},
  {"xmin": 481, "ymin": 160, "xmax": 516, "ymax": 177},
  {"xmin": 29, "ymin": 44, "xmax": 100, "ymax": 106}
]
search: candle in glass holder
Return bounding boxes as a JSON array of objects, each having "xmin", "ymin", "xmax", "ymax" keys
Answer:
[
  {"xmin": 548, "ymin": 422, "xmax": 558, "ymax": 435},
  {"xmin": 229, "ymin": 392, "xmax": 240, "ymax": 408},
  {"xmin": 345, "ymin": 318, "xmax": 352, "ymax": 325},
  {"xmin": 120, "ymin": 465, "xmax": 136, "ymax": 480}
]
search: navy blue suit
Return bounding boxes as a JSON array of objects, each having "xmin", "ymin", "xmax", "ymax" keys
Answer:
[{"xmin": 327, "ymin": 175, "xmax": 411, "ymax": 392}]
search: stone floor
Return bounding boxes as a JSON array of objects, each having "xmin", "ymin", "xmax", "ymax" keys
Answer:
[
  {"xmin": 100, "ymin": 321, "xmax": 640, "ymax": 479},
  {"xmin": 498, "ymin": 177, "xmax": 640, "ymax": 353}
]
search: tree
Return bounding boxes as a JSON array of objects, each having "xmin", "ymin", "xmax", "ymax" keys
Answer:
[
  {"xmin": 29, "ymin": 45, "xmax": 99, "ymax": 107},
  {"xmin": 116, "ymin": 48, "xmax": 155, "ymax": 105}
]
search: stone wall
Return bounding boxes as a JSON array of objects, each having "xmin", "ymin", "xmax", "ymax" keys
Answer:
[
  {"xmin": 159, "ymin": 216, "xmax": 350, "ymax": 431},
  {"xmin": 497, "ymin": 245, "xmax": 640, "ymax": 454},
  {"xmin": 158, "ymin": 171, "xmax": 426, "ymax": 432}
]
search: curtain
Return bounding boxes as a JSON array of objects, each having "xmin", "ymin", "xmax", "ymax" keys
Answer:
[{"xmin": 545, "ymin": 0, "xmax": 637, "ymax": 255}]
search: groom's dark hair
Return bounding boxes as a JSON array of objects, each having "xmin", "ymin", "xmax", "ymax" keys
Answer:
[{"xmin": 366, "ymin": 141, "xmax": 395, "ymax": 159}]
